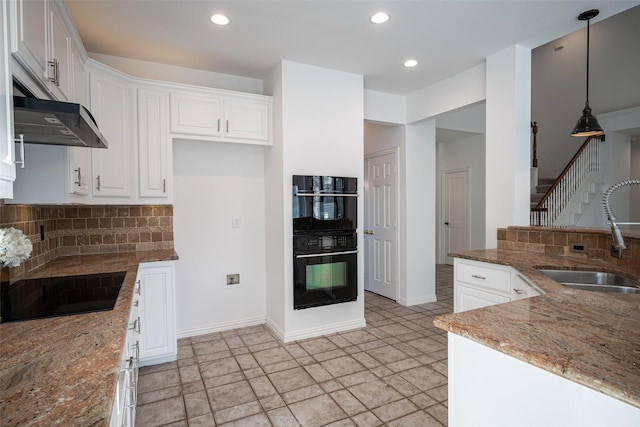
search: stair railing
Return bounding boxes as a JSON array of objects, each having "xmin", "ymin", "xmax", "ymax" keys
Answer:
[{"xmin": 530, "ymin": 134, "xmax": 604, "ymax": 226}]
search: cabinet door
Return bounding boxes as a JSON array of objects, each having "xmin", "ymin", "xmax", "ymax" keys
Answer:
[
  {"xmin": 1, "ymin": 0, "xmax": 16, "ymax": 199},
  {"xmin": 138, "ymin": 262, "xmax": 176, "ymax": 365},
  {"xmin": 90, "ymin": 69, "xmax": 132, "ymax": 198},
  {"xmin": 47, "ymin": 2, "xmax": 71, "ymax": 101},
  {"xmin": 455, "ymin": 284, "xmax": 510, "ymax": 313},
  {"xmin": 223, "ymin": 98, "xmax": 271, "ymax": 142},
  {"xmin": 10, "ymin": 0, "xmax": 48, "ymax": 83},
  {"xmin": 170, "ymin": 92, "xmax": 222, "ymax": 137},
  {"xmin": 138, "ymin": 88, "xmax": 168, "ymax": 198}
]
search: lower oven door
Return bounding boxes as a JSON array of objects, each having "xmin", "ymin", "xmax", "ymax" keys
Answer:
[{"xmin": 293, "ymin": 250, "xmax": 357, "ymax": 310}]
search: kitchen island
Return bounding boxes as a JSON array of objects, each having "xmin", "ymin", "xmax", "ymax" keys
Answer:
[
  {"xmin": 434, "ymin": 245, "xmax": 640, "ymax": 426},
  {"xmin": 0, "ymin": 250, "xmax": 178, "ymax": 427}
]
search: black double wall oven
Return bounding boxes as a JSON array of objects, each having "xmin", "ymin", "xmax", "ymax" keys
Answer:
[{"xmin": 293, "ymin": 175, "xmax": 358, "ymax": 310}]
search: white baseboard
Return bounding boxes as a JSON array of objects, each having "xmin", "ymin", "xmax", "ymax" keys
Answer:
[
  {"xmin": 176, "ymin": 316, "xmax": 266, "ymax": 339},
  {"xmin": 397, "ymin": 294, "xmax": 437, "ymax": 307},
  {"xmin": 278, "ymin": 318, "xmax": 367, "ymax": 343}
]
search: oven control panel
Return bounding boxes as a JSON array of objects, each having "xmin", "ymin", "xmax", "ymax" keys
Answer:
[{"xmin": 294, "ymin": 232, "xmax": 356, "ymax": 252}]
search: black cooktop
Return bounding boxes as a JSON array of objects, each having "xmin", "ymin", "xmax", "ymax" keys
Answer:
[{"xmin": 0, "ymin": 271, "xmax": 126, "ymax": 323}]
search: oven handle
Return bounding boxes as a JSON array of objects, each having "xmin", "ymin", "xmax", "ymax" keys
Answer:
[
  {"xmin": 294, "ymin": 193, "xmax": 358, "ymax": 197},
  {"xmin": 296, "ymin": 250, "xmax": 358, "ymax": 259}
]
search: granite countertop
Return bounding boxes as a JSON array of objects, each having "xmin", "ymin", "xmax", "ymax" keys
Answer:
[
  {"xmin": 0, "ymin": 250, "xmax": 178, "ymax": 427},
  {"xmin": 434, "ymin": 248, "xmax": 640, "ymax": 409}
]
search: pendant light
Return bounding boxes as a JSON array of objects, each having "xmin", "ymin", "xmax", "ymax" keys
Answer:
[{"xmin": 571, "ymin": 9, "xmax": 603, "ymax": 137}]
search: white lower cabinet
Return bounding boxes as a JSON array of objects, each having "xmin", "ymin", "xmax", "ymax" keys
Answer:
[
  {"xmin": 111, "ymin": 284, "xmax": 140, "ymax": 427},
  {"xmin": 454, "ymin": 258, "xmax": 542, "ymax": 313},
  {"xmin": 1, "ymin": 0, "xmax": 16, "ymax": 199},
  {"xmin": 137, "ymin": 261, "xmax": 176, "ymax": 366}
]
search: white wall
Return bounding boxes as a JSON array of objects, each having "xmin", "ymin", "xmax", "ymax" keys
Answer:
[
  {"xmin": 266, "ymin": 60, "xmax": 365, "ymax": 342},
  {"xmin": 531, "ymin": 6, "xmax": 640, "ymax": 179},
  {"xmin": 364, "ymin": 90, "xmax": 406, "ymax": 125},
  {"xmin": 90, "ymin": 53, "xmax": 264, "ymax": 94},
  {"xmin": 437, "ymin": 133, "xmax": 486, "ymax": 257},
  {"xmin": 485, "ymin": 45, "xmax": 531, "ymax": 247},
  {"xmin": 403, "ymin": 119, "xmax": 437, "ymax": 305},
  {"xmin": 173, "ymin": 140, "xmax": 267, "ymax": 337}
]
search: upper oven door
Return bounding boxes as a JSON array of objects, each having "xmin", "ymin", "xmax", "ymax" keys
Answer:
[{"xmin": 292, "ymin": 175, "xmax": 357, "ymax": 232}]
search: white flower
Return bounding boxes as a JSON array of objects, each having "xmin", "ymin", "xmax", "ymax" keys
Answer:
[{"xmin": 0, "ymin": 227, "xmax": 33, "ymax": 268}]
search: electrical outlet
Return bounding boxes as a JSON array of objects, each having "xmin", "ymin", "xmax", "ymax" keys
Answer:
[{"xmin": 226, "ymin": 274, "xmax": 240, "ymax": 285}]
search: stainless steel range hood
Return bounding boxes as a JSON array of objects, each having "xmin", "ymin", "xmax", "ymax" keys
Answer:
[{"xmin": 13, "ymin": 96, "xmax": 108, "ymax": 149}]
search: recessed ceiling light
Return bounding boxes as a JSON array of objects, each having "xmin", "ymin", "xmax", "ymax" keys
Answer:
[
  {"xmin": 210, "ymin": 14, "xmax": 230, "ymax": 25},
  {"xmin": 370, "ymin": 12, "xmax": 389, "ymax": 24},
  {"xmin": 404, "ymin": 59, "xmax": 418, "ymax": 68}
]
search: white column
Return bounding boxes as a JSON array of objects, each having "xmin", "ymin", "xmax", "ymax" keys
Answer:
[
  {"xmin": 485, "ymin": 45, "xmax": 531, "ymax": 247},
  {"xmin": 402, "ymin": 119, "xmax": 437, "ymax": 305}
]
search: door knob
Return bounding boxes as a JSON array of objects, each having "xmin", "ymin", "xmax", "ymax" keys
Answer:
[
  {"xmin": 364, "ymin": 230, "xmax": 374, "ymax": 235},
  {"xmin": 444, "ymin": 222, "xmax": 450, "ymax": 225}
]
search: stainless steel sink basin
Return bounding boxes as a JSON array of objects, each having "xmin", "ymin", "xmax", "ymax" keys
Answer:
[{"xmin": 537, "ymin": 269, "xmax": 640, "ymax": 294}]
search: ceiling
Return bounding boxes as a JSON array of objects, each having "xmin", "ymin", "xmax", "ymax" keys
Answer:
[{"xmin": 64, "ymin": 1, "xmax": 639, "ymax": 95}]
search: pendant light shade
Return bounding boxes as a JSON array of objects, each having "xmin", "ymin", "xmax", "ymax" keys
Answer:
[{"xmin": 571, "ymin": 9, "xmax": 604, "ymax": 137}]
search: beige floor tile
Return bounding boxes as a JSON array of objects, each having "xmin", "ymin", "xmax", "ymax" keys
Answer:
[
  {"xmin": 179, "ymin": 364, "xmax": 202, "ymax": 384},
  {"xmin": 219, "ymin": 412, "xmax": 272, "ymax": 426},
  {"xmin": 200, "ymin": 357, "xmax": 241, "ymax": 380},
  {"xmin": 268, "ymin": 366, "xmax": 316, "ymax": 394},
  {"xmin": 366, "ymin": 345, "xmax": 409, "ymax": 364},
  {"xmin": 214, "ymin": 400, "xmax": 262, "ymax": 424},
  {"xmin": 288, "ymin": 394, "xmax": 348, "ymax": 427},
  {"xmin": 282, "ymin": 384, "xmax": 325, "ymax": 405},
  {"xmin": 248, "ymin": 375, "xmax": 278, "ymax": 399},
  {"xmin": 240, "ymin": 331, "xmax": 278, "ymax": 346},
  {"xmin": 267, "ymin": 406, "xmax": 301, "ymax": 426},
  {"xmin": 304, "ymin": 363, "xmax": 334, "ymax": 382},
  {"xmin": 330, "ymin": 389, "xmax": 367, "ymax": 416},
  {"xmin": 137, "ymin": 385, "xmax": 182, "ymax": 406},
  {"xmin": 426, "ymin": 403, "xmax": 448, "ymax": 426},
  {"xmin": 371, "ymin": 398, "xmax": 419, "ymax": 423},
  {"xmin": 252, "ymin": 346, "xmax": 293, "ymax": 366},
  {"xmin": 321, "ymin": 355, "xmax": 366, "ymax": 378},
  {"xmin": 203, "ymin": 371, "xmax": 245, "ymax": 389},
  {"xmin": 137, "ymin": 368, "xmax": 180, "ymax": 394},
  {"xmin": 298, "ymin": 337, "xmax": 339, "ymax": 354},
  {"xmin": 187, "ymin": 413, "xmax": 216, "ymax": 427},
  {"xmin": 135, "ymin": 396, "xmax": 185, "ymax": 426},
  {"xmin": 193, "ymin": 339, "xmax": 230, "ymax": 356},
  {"xmin": 184, "ymin": 390, "xmax": 211, "ymax": 419},
  {"xmin": 399, "ymin": 365, "xmax": 448, "ymax": 391},
  {"xmin": 207, "ymin": 380, "xmax": 257, "ymax": 411},
  {"xmin": 351, "ymin": 411, "xmax": 383, "ymax": 427},
  {"xmin": 347, "ymin": 379, "xmax": 403, "ymax": 409},
  {"xmin": 386, "ymin": 409, "xmax": 442, "ymax": 427}
]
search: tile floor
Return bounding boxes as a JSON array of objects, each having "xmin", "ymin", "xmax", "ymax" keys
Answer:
[{"xmin": 136, "ymin": 264, "xmax": 454, "ymax": 426}]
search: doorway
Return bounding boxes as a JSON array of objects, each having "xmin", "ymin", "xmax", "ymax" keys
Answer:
[
  {"xmin": 442, "ymin": 168, "xmax": 470, "ymax": 265},
  {"xmin": 364, "ymin": 150, "xmax": 398, "ymax": 300}
]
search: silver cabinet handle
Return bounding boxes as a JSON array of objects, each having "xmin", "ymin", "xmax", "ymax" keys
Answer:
[
  {"xmin": 364, "ymin": 230, "xmax": 373, "ymax": 235},
  {"xmin": 129, "ymin": 317, "xmax": 141, "ymax": 334},
  {"xmin": 135, "ymin": 280, "xmax": 141, "ymax": 295},
  {"xmin": 74, "ymin": 167, "xmax": 82, "ymax": 186},
  {"xmin": 163, "ymin": 178, "xmax": 166, "ymax": 193},
  {"xmin": 48, "ymin": 59, "xmax": 60, "ymax": 86},
  {"xmin": 471, "ymin": 274, "xmax": 486, "ymax": 280},
  {"xmin": 14, "ymin": 134, "xmax": 25, "ymax": 168},
  {"xmin": 96, "ymin": 175, "xmax": 101, "ymax": 191},
  {"xmin": 513, "ymin": 288, "xmax": 525, "ymax": 295},
  {"xmin": 217, "ymin": 119, "xmax": 220, "ymax": 132}
]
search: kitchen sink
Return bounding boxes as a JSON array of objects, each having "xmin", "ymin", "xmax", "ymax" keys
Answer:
[{"xmin": 537, "ymin": 269, "xmax": 640, "ymax": 294}]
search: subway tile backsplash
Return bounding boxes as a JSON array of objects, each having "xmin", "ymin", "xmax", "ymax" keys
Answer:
[{"xmin": 0, "ymin": 203, "xmax": 173, "ymax": 277}]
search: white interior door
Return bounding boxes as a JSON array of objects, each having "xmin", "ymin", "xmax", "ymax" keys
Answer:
[
  {"xmin": 365, "ymin": 152, "xmax": 397, "ymax": 300},
  {"xmin": 443, "ymin": 169, "xmax": 470, "ymax": 265}
]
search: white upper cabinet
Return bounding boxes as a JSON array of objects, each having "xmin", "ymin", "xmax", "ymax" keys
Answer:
[
  {"xmin": 138, "ymin": 86, "xmax": 169, "ymax": 199},
  {"xmin": 170, "ymin": 89, "xmax": 272, "ymax": 145},
  {"xmin": 10, "ymin": 0, "xmax": 48, "ymax": 85},
  {"xmin": 1, "ymin": 0, "xmax": 16, "ymax": 199},
  {"xmin": 10, "ymin": 0, "xmax": 76, "ymax": 101},
  {"xmin": 89, "ymin": 65, "xmax": 133, "ymax": 198},
  {"xmin": 170, "ymin": 92, "xmax": 222, "ymax": 137}
]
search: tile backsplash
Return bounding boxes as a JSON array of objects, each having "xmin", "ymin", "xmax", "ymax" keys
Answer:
[
  {"xmin": 0, "ymin": 203, "xmax": 173, "ymax": 277},
  {"xmin": 497, "ymin": 226, "xmax": 639, "ymax": 271}
]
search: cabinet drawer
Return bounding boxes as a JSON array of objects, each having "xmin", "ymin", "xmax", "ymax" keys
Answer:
[{"xmin": 455, "ymin": 259, "xmax": 511, "ymax": 295}]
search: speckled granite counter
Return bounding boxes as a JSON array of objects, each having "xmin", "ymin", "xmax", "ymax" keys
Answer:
[
  {"xmin": 0, "ymin": 250, "xmax": 178, "ymax": 427},
  {"xmin": 434, "ymin": 248, "xmax": 640, "ymax": 409}
]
